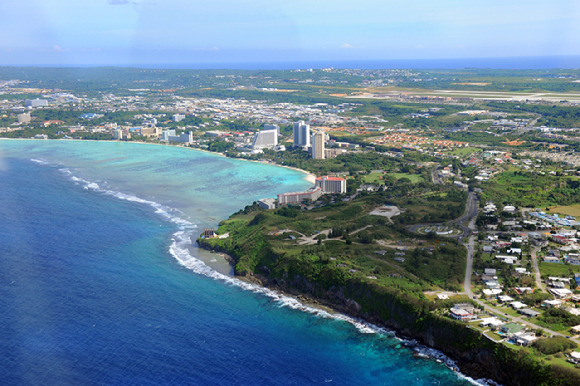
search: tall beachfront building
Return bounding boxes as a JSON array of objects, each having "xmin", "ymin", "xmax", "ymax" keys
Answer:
[
  {"xmin": 252, "ymin": 128, "xmax": 278, "ymax": 149},
  {"xmin": 293, "ymin": 121, "xmax": 310, "ymax": 148},
  {"xmin": 311, "ymin": 131, "xmax": 325, "ymax": 159},
  {"xmin": 315, "ymin": 176, "xmax": 347, "ymax": 194}
]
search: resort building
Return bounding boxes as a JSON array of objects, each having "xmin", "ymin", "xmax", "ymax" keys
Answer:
[
  {"xmin": 315, "ymin": 176, "xmax": 347, "ymax": 194},
  {"xmin": 161, "ymin": 129, "xmax": 193, "ymax": 144},
  {"xmin": 252, "ymin": 128, "xmax": 278, "ymax": 149},
  {"xmin": 161, "ymin": 129, "xmax": 176, "ymax": 142},
  {"xmin": 311, "ymin": 131, "xmax": 325, "ymax": 159},
  {"xmin": 277, "ymin": 187, "xmax": 322, "ymax": 205},
  {"xmin": 257, "ymin": 198, "xmax": 276, "ymax": 210},
  {"xmin": 324, "ymin": 148, "xmax": 347, "ymax": 159},
  {"xmin": 112, "ymin": 129, "xmax": 124, "ymax": 140},
  {"xmin": 293, "ymin": 121, "xmax": 310, "ymax": 148},
  {"xmin": 141, "ymin": 126, "xmax": 162, "ymax": 138}
]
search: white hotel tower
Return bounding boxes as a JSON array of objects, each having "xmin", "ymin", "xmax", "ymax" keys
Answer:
[
  {"xmin": 252, "ymin": 128, "xmax": 278, "ymax": 149},
  {"xmin": 293, "ymin": 121, "xmax": 310, "ymax": 148},
  {"xmin": 311, "ymin": 131, "xmax": 325, "ymax": 159}
]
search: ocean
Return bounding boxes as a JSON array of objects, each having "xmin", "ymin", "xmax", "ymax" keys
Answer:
[{"xmin": 0, "ymin": 140, "xmax": 476, "ymax": 385}]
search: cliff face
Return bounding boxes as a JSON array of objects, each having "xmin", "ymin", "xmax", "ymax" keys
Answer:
[
  {"xmin": 198, "ymin": 239, "xmax": 580, "ymax": 386},
  {"xmin": 253, "ymin": 272, "xmax": 579, "ymax": 386}
]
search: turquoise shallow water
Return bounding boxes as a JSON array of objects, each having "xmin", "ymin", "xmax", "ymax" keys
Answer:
[
  {"xmin": 0, "ymin": 140, "xmax": 310, "ymax": 224},
  {"xmin": 0, "ymin": 140, "xmax": 476, "ymax": 385}
]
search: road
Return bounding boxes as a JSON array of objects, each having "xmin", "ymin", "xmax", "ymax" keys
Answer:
[
  {"xmin": 408, "ymin": 191, "xmax": 478, "ymax": 239},
  {"xmin": 463, "ymin": 235, "xmax": 476, "ymax": 299},
  {"xmin": 431, "ymin": 167, "xmax": 441, "ymax": 185},
  {"xmin": 451, "ymin": 191, "xmax": 478, "ymax": 238},
  {"xmin": 462, "ymin": 201, "xmax": 479, "ymax": 300},
  {"xmin": 530, "ymin": 246, "xmax": 546, "ymax": 293},
  {"xmin": 515, "ymin": 113, "xmax": 542, "ymax": 135}
]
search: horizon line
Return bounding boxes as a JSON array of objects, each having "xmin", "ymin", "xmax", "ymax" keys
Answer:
[{"xmin": 1, "ymin": 54, "xmax": 580, "ymax": 71}]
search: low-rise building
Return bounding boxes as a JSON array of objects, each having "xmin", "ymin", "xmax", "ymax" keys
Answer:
[
  {"xmin": 257, "ymin": 198, "xmax": 276, "ymax": 210},
  {"xmin": 277, "ymin": 187, "xmax": 322, "ymax": 205},
  {"xmin": 519, "ymin": 309, "xmax": 540, "ymax": 318},
  {"xmin": 501, "ymin": 323, "xmax": 524, "ymax": 335},
  {"xmin": 480, "ymin": 317, "xmax": 504, "ymax": 328},
  {"xmin": 543, "ymin": 299, "xmax": 563, "ymax": 308},
  {"xmin": 510, "ymin": 301, "xmax": 527, "ymax": 309},
  {"xmin": 549, "ymin": 288, "xmax": 573, "ymax": 298},
  {"xmin": 449, "ymin": 308, "xmax": 474, "ymax": 321},
  {"xmin": 512, "ymin": 332, "xmax": 538, "ymax": 346}
]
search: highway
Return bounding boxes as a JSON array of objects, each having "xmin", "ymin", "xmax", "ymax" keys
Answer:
[{"xmin": 451, "ymin": 191, "xmax": 478, "ymax": 238}]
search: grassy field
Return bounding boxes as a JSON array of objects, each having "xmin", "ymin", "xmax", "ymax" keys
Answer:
[
  {"xmin": 362, "ymin": 172, "xmax": 423, "ymax": 184},
  {"xmin": 550, "ymin": 204, "xmax": 580, "ymax": 217},
  {"xmin": 539, "ymin": 262, "xmax": 580, "ymax": 277},
  {"xmin": 389, "ymin": 173, "xmax": 424, "ymax": 183},
  {"xmin": 482, "ymin": 170, "xmax": 580, "ymax": 207},
  {"xmin": 202, "ymin": 189, "xmax": 468, "ymax": 292},
  {"xmin": 448, "ymin": 147, "xmax": 483, "ymax": 157}
]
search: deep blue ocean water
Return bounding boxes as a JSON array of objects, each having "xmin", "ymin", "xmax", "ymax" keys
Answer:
[{"xmin": 0, "ymin": 141, "xmax": 475, "ymax": 385}]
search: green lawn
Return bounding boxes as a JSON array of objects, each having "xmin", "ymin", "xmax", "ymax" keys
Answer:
[
  {"xmin": 362, "ymin": 172, "xmax": 424, "ymax": 184},
  {"xmin": 539, "ymin": 262, "xmax": 580, "ymax": 277},
  {"xmin": 448, "ymin": 147, "xmax": 483, "ymax": 157},
  {"xmin": 389, "ymin": 173, "xmax": 424, "ymax": 183}
]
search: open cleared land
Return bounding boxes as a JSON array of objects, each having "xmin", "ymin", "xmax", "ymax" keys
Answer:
[{"xmin": 550, "ymin": 204, "xmax": 580, "ymax": 217}]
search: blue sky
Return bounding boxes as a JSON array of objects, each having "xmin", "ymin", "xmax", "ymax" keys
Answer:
[{"xmin": 1, "ymin": 0, "xmax": 579, "ymax": 65}]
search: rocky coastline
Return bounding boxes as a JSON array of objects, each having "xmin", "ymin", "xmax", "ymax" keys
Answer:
[{"xmin": 198, "ymin": 239, "xmax": 580, "ymax": 386}]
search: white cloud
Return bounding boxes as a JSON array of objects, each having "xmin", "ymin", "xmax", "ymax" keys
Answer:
[{"xmin": 341, "ymin": 43, "xmax": 354, "ymax": 49}]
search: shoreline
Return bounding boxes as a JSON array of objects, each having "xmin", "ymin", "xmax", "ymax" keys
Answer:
[{"xmin": 198, "ymin": 246, "xmax": 479, "ymax": 384}]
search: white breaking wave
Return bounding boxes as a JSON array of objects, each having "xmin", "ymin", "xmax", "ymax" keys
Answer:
[
  {"xmin": 30, "ymin": 158, "xmax": 48, "ymax": 165},
  {"xmin": 59, "ymin": 167, "xmax": 194, "ymax": 229},
  {"xmin": 54, "ymin": 164, "xmax": 486, "ymax": 385}
]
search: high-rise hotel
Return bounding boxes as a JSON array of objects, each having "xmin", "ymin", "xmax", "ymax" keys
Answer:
[
  {"xmin": 293, "ymin": 121, "xmax": 310, "ymax": 148},
  {"xmin": 311, "ymin": 131, "xmax": 325, "ymax": 159}
]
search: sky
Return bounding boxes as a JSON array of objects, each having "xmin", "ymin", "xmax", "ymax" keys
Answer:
[{"xmin": 1, "ymin": 0, "xmax": 579, "ymax": 66}]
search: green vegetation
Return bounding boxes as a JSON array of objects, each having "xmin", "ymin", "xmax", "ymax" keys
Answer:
[
  {"xmin": 199, "ymin": 192, "xmax": 580, "ymax": 384},
  {"xmin": 539, "ymin": 262, "xmax": 580, "ymax": 278},
  {"xmin": 533, "ymin": 336, "xmax": 578, "ymax": 355},
  {"xmin": 482, "ymin": 171, "xmax": 580, "ymax": 207},
  {"xmin": 200, "ymin": 190, "xmax": 467, "ymax": 290},
  {"xmin": 538, "ymin": 308, "xmax": 580, "ymax": 332}
]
